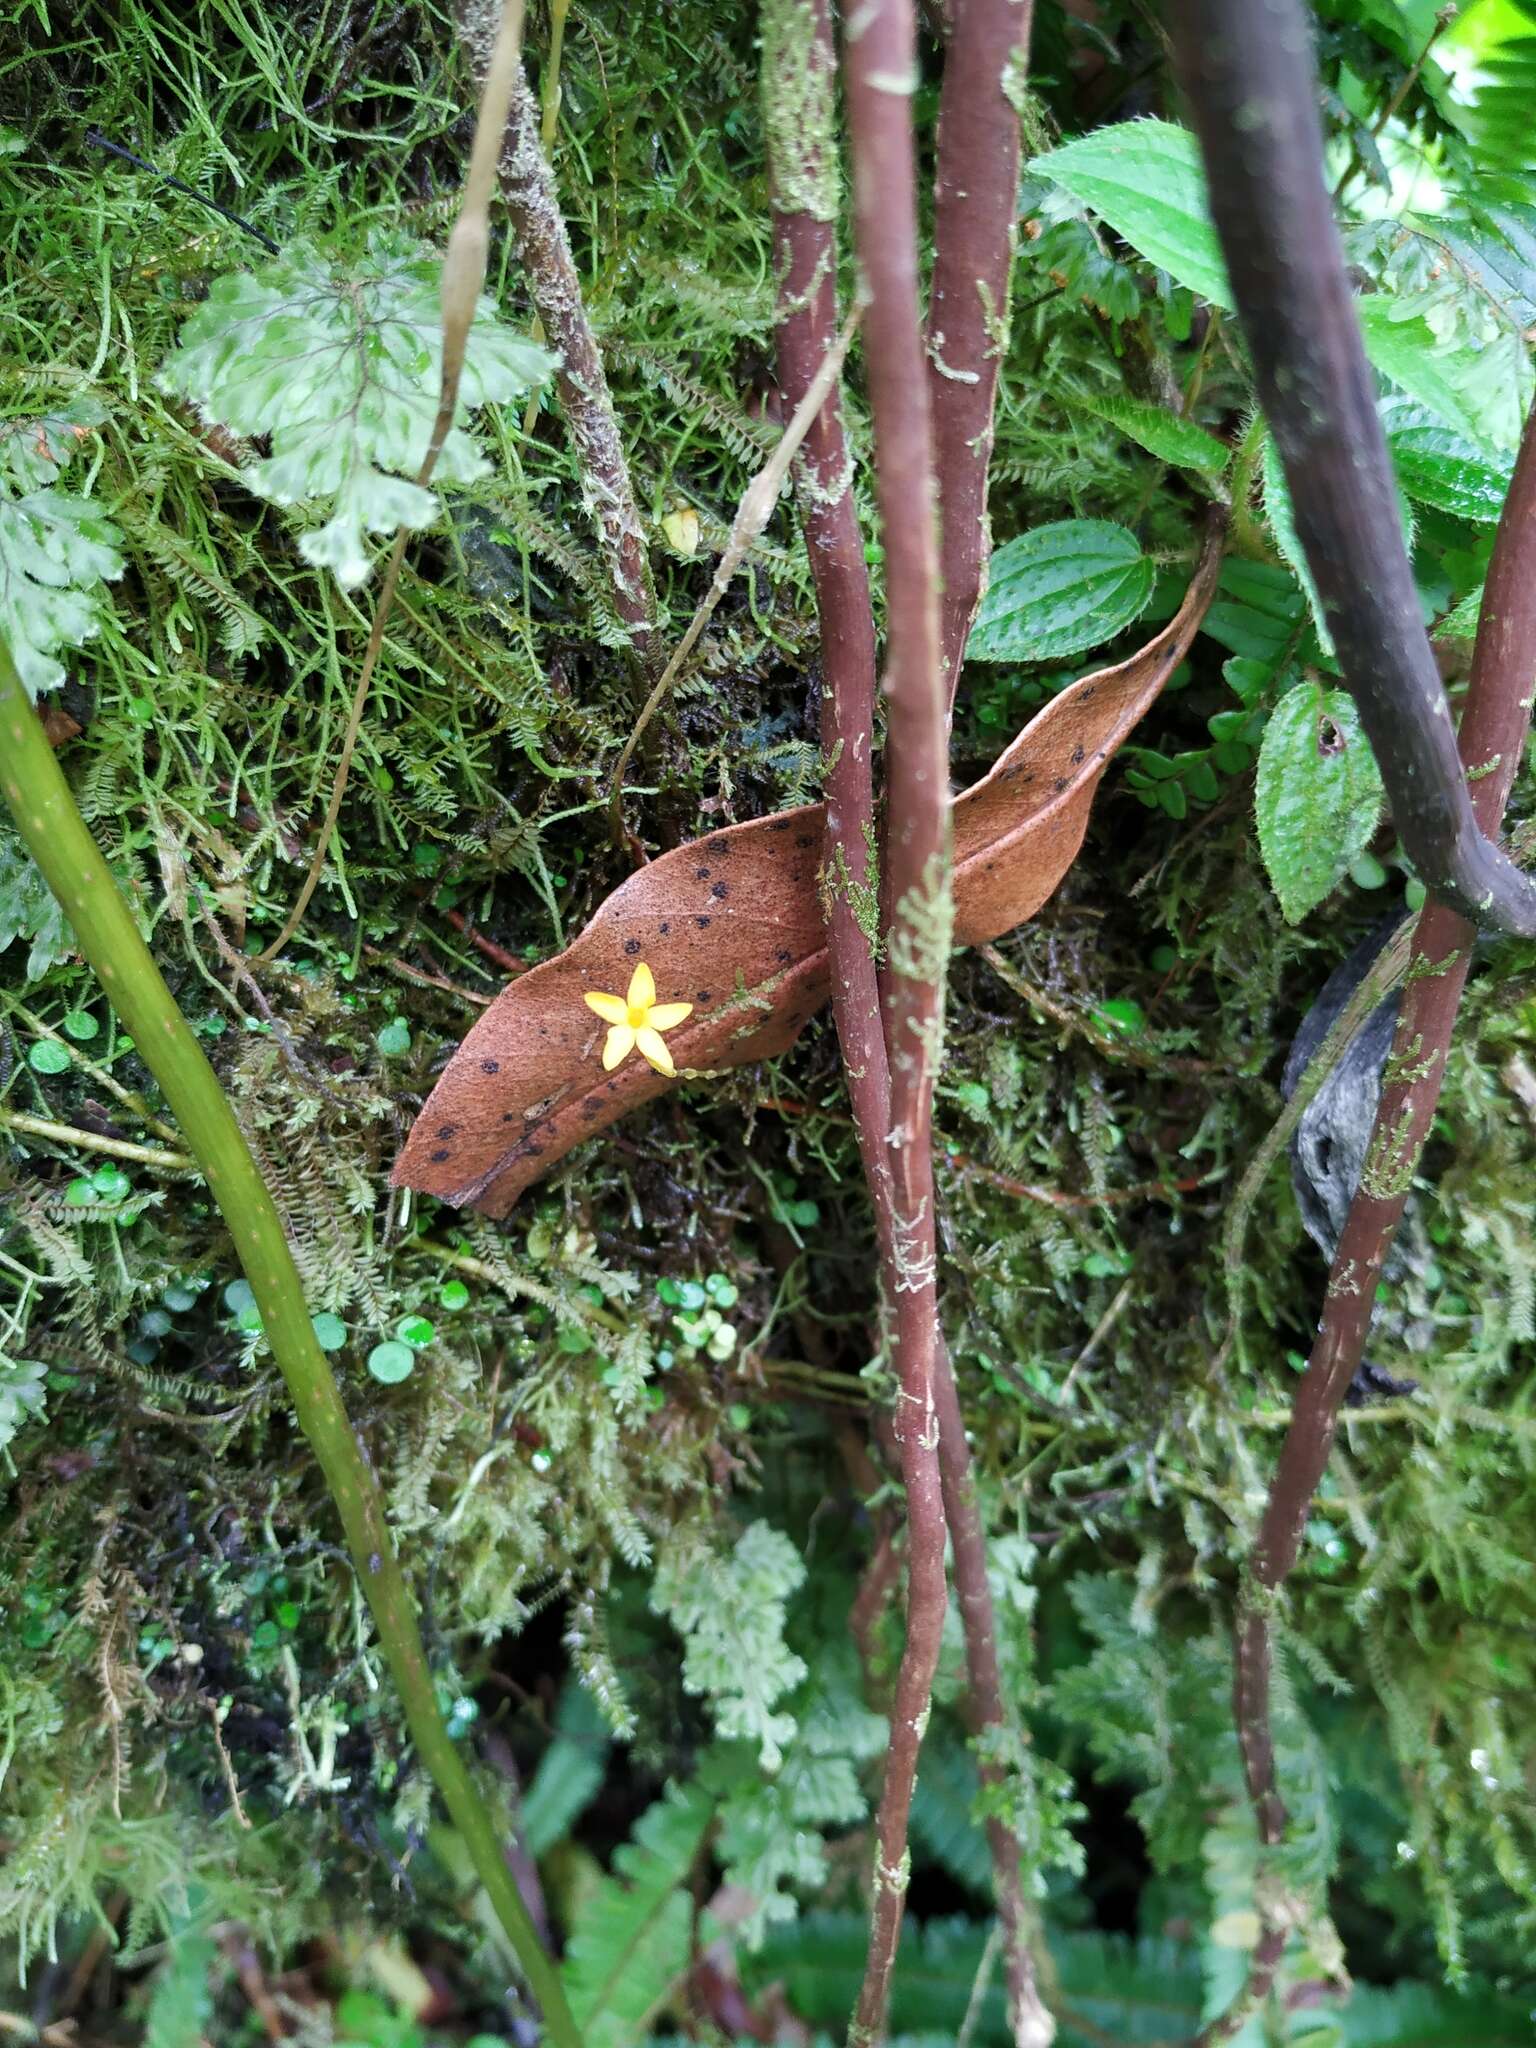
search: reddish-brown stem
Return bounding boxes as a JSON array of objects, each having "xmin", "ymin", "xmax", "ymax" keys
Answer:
[
  {"xmin": 763, "ymin": 0, "xmax": 889, "ymax": 1188},
  {"xmin": 934, "ymin": 1336, "xmax": 1054, "ymax": 2047},
  {"xmin": 842, "ymin": 0, "xmax": 952, "ymax": 2037},
  {"xmin": 460, "ymin": 8, "xmax": 656, "ymax": 675},
  {"xmin": 928, "ymin": 0, "xmax": 1034, "ymax": 711},
  {"xmin": 1214, "ymin": 405, "xmax": 1536, "ymax": 2042},
  {"xmin": 765, "ymin": 8, "xmax": 1046, "ymax": 2035}
]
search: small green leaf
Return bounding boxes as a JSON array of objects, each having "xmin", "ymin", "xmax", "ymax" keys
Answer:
[
  {"xmin": 1029, "ymin": 120, "xmax": 1232, "ymax": 307},
  {"xmin": 969, "ymin": 520, "xmax": 1154, "ymax": 662},
  {"xmin": 1255, "ymin": 678, "xmax": 1385, "ymax": 923},
  {"xmin": 376, "ymin": 1017, "xmax": 411, "ymax": 1057},
  {"xmin": 1094, "ymin": 997, "xmax": 1146, "ymax": 1037},
  {"xmin": 367, "ymin": 1340, "xmax": 416, "ymax": 1384},
  {"xmin": 438, "ymin": 1279, "xmax": 471, "ymax": 1311},
  {"xmin": 310, "ymin": 1312, "xmax": 347, "ymax": 1351},
  {"xmin": 1202, "ymin": 560, "xmax": 1311, "ymax": 666},
  {"xmin": 1072, "ymin": 390, "xmax": 1230, "ymax": 474},
  {"xmin": 62, "ymin": 1009, "xmax": 98, "ymax": 1040},
  {"xmin": 396, "ymin": 1314, "xmax": 435, "ymax": 1348},
  {"xmin": 27, "ymin": 1039, "xmax": 69, "ymax": 1074}
]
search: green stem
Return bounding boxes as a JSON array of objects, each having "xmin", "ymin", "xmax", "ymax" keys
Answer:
[{"xmin": 0, "ymin": 641, "xmax": 581, "ymax": 2048}]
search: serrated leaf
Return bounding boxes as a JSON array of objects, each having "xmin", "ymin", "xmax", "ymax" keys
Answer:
[
  {"xmin": 1072, "ymin": 391, "xmax": 1230, "ymax": 474},
  {"xmin": 561, "ymin": 1781, "xmax": 713, "ymax": 2048},
  {"xmin": 1255, "ymin": 679, "xmax": 1384, "ymax": 923},
  {"xmin": 1382, "ymin": 399, "xmax": 1513, "ymax": 522},
  {"xmin": 0, "ymin": 486, "xmax": 124, "ymax": 700},
  {"xmin": 969, "ymin": 519, "xmax": 1155, "ymax": 662},
  {"xmin": 1030, "ymin": 121, "xmax": 1517, "ymax": 453},
  {"xmin": 1356, "ymin": 297, "xmax": 1513, "ymax": 453},
  {"xmin": 1436, "ymin": 582, "xmax": 1484, "ymax": 640},
  {"xmin": 159, "ymin": 233, "xmax": 556, "ymax": 588},
  {"xmin": 1029, "ymin": 119, "xmax": 1233, "ymax": 307}
]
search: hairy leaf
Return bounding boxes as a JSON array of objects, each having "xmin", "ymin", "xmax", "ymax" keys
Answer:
[
  {"xmin": 560, "ymin": 1780, "xmax": 713, "ymax": 2048},
  {"xmin": 1072, "ymin": 390, "xmax": 1230, "ymax": 475},
  {"xmin": 1356, "ymin": 297, "xmax": 1513, "ymax": 454},
  {"xmin": 1260, "ymin": 434, "xmax": 1332, "ymax": 652},
  {"xmin": 1383, "ymin": 399, "xmax": 1513, "ymax": 523},
  {"xmin": 968, "ymin": 519, "xmax": 1156, "ymax": 663},
  {"xmin": 1030, "ymin": 119, "xmax": 1232, "ymax": 307},
  {"xmin": 1255, "ymin": 678, "xmax": 1385, "ymax": 925},
  {"xmin": 391, "ymin": 524, "xmax": 1223, "ymax": 1214},
  {"xmin": 159, "ymin": 234, "xmax": 555, "ymax": 587}
]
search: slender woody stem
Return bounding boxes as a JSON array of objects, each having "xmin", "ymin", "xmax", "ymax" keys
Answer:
[
  {"xmin": 843, "ymin": 1, "xmax": 952, "ymax": 2037},
  {"xmin": 1169, "ymin": 0, "xmax": 1536, "ymax": 937},
  {"xmin": 0, "ymin": 644, "xmax": 578, "ymax": 2048},
  {"xmin": 762, "ymin": 0, "xmax": 888, "ymax": 1194},
  {"xmin": 928, "ymin": 0, "xmax": 1035, "ymax": 712},
  {"xmin": 764, "ymin": 13, "xmax": 1051, "ymax": 2038},
  {"xmin": 1212, "ymin": 405, "xmax": 1536, "ymax": 2045},
  {"xmin": 461, "ymin": 0, "xmax": 657, "ymax": 676}
]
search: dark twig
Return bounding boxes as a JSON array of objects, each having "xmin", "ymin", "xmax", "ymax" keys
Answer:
[
  {"xmin": 1169, "ymin": 0, "xmax": 1536, "ymax": 937},
  {"xmin": 927, "ymin": 0, "xmax": 1035, "ymax": 712},
  {"xmin": 842, "ymin": 0, "xmax": 953, "ymax": 2037},
  {"xmin": 84, "ymin": 132, "xmax": 281, "ymax": 254},
  {"xmin": 1209, "ymin": 402, "xmax": 1536, "ymax": 2045}
]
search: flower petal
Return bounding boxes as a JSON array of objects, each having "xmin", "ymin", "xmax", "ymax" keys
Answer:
[
  {"xmin": 635, "ymin": 1027, "xmax": 675, "ymax": 1076},
  {"xmin": 626, "ymin": 960, "xmax": 656, "ymax": 1011},
  {"xmin": 645, "ymin": 1001, "xmax": 693, "ymax": 1030},
  {"xmin": 585, "ymin": 990, "xmax": 628, "ymax": 1025},
  {"xmin": 602, "ymin": 1024, "xmax": 636, "ymax": 1071}
]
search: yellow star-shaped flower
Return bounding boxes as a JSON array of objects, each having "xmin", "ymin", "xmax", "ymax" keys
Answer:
[{"xmin": 584, "ymin": 961, "xmax": 694, "ymax": 1077}]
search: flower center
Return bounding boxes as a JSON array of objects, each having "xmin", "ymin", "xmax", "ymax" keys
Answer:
[{"xmin": 627, "ymin": 1003, "xmax": 648, "ymax": 1028}]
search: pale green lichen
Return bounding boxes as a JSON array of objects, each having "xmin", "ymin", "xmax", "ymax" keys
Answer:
[{"xmin": 760, "ymin": 0, "xmax": 838, "ymax": 225}]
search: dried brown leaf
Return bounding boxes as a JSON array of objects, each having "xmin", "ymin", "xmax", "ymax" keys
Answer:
[{"xmin": 392, "ymin": 517, "xmax": 1223, "ymax": 1215}]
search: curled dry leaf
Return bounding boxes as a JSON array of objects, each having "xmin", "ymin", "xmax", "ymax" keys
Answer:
[{"xmin": 393, "ymin": 515, "xmax": 1224, "ymax": 1216}]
